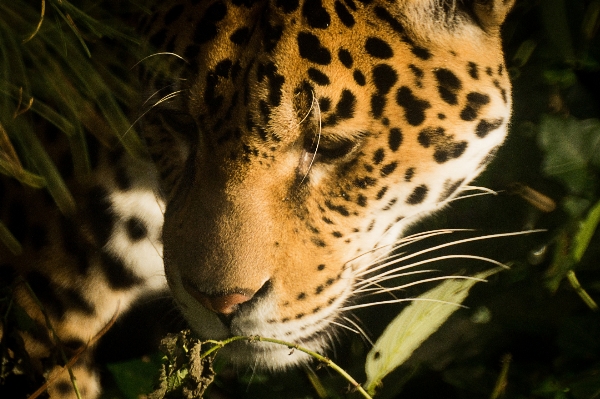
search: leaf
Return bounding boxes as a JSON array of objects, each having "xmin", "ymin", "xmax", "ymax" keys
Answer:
[
  {"xmin": 364, "ymin": 268, "xmax": 503, "ymax": 393},
  {"xmin": 572, "ymin": 199, "xmax": 600, "ymax": 262},
  {"xmin": 106, "ymin": 353, "xmax": 163, "ymax": 399},
  {"xmin": 538, "ymin": 115, "xmax": 600, "ymax": 196}
]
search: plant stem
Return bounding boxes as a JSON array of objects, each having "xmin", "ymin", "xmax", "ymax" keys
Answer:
[{"xmin": 200, "ymin": 335, "xmax": 374, "ymax": 399}]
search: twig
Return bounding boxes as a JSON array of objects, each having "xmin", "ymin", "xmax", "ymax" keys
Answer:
[{"xmin": 199, "ymin": 335, "xmax": 373, "ymax": 399}]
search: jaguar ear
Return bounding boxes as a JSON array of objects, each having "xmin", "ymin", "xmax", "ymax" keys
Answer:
[{"xmin": 471, "ymin": 0, "xmax": 516, "ymax": 32}]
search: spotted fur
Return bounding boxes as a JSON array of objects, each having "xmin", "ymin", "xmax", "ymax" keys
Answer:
[{"xmin": 1, "ymin": 0, "xmax": 515, "ymax": 397}]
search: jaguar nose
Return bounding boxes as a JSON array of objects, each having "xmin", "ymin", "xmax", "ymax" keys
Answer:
[{"xmin": 183, "ymin": 282, "xmax": 253, "ymax": 316}]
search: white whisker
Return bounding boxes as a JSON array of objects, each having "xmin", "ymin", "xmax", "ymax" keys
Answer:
[
  {"xmin": 141, "ymin": 84, "xmax": 182, "ymax": 108},
  {"xmin": 340, "ymin": 296, "xmax": 469, "ymax": 312},
  {"xmin": 330, "ymin": 320, "xmax": 361, "ymax": 335},
  {"xmin": 460, "ymin": 185, "xmax": 500, "ymax": 195},
  {"xmin": 355, "ymin": 230, "xmax": 540, "ymax": 278},
  {"xmin": 299, "ymin": 91, "xmax": 321, "ymax": 185},
  {"xmin": 449, "ymin": 191, "xmax": 499, "ymax": 202},
  {"xmin": 131, "ymin": 52, "xmax": 189, "ymax": 69},
  {"xmin": 341, "ymin": 316, "xmax": 374, "ymax": 346},
  {"xmin": 124, "ymin": 90, "xmax": 185, "ymax": 137},
  {"xmin": 347, "ymin": 228, "xmax": 465, "ymax": 272},
  {"xmin": 355, "ymin": 269, "xmax": 437, "ymax": 292},
  {"xmin": 356, "ymin": 275, "xmax": 489, "ymax": 298},
  {"xmin": 357, "ymin": 254, "xmax": 507, "ymax": 291}
]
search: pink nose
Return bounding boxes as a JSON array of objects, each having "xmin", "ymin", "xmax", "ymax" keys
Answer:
[{"xmin": 184, "ymin": 283, "xmax": 252, "ymax": 315}]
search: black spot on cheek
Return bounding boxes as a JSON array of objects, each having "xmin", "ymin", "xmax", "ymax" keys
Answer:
[
  {"xmin": 406, "ymin": 184, "xmax": 428, "ymax": 205},
  {"xmin": 307, "ymin": 68, "xmax": 330, "ymax": 85},
  {"xmin": 365, "ymin": 37, "xmax": 393, "ymax": 59},
  {"xmin": 194, "ymin": 1, "xmax": 228, "ymax": 44},
  {"xmin": 370, "ymin": 94, "xmax": 386, "ymax": 118},
  {"xmin": 372, "ymin": 64, "xmax": 398, "ymax": 94},
  {"xmin": 396, "ymin": 87, "xmax": 431, "ymax": 126},
  {"xmin": 404, "ymin": 167, "xmax": 415, "ymax": 182},
  {"xmin": 319, "ymin": 97, "xmax": 331, "ymax": 112},
  {"xmin": 374, "ymin": 6, "xmax": 405, "ymax": 35},
  {"xmin": 338, "ymin": 48, "xmax": 353, "ymax": 68},
  {"xmin": 376, "ymin": 186, "xmax": 388, "ymax": 200},
  {"xmin": 325, "ymin": 200, "xmax": 350, "ymax": 216},
  {"xmin": 230, "ymin": 27, "xmax": 251, "ymax": 45},
  {"xmin": 434, "ymin": 143, "xmax": 464, "ymax": 164},
  {"xmin": 354, "ymin": 176, "xmax": 377, "ymax": 189},
  {"xmin": 380, "ymin": 162, "xmax": 397, "ymax": 177},
  {"xmin": 357, "ymin": 194, "xmax": 367, "ymax": 207},
  {"xmin": 411, "ymin": 46, "xmax": 431, "ymax": 60},
  {"xmin": 334, "ymin": 0, "xmax": 355, "ymax": 27},
  {"xmin": 336, "ymin": 89, "xmax": 356, "ymax": 119},
  {"xmin": 434, "ymin": 68, "xmax": 462, "ymax": 105},
  {"xmin": 460, "ymin": 92, "xmax": 490, "ymax": 121},
  {"xmin": 353, "ymin": 70, "xmax": 366, "ymax": 86},
  {"xmin": 438, "ymin": 179, "xmax": 465, "ymax": 201},
  {"xmin": 388, "ymin": 128, "xmax": 403, "ymax": 151},
  {"xmin": 297, "ymin": 32, "xmax": 332, "ymax": 65},
  {"xmin": 476, "ymin": 118, "xmax": 504, "ymax": 138},
  {"xmin": 468, "ymin": 62, "xmax": 479, "ymax": 79},
  {"xmin": 302, "ymin": 0, "xmax": 331, "ymax": 29},
  {"xmin": 373, "ymin": 148, "xmax": 385, "ymax": 165},
  {"xmin": 263, "ymin": 22, "xmax": 284, "ymax": 52}
]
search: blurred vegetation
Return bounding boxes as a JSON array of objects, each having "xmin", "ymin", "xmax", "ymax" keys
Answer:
[{"xmin": 2, "ymin": 0, "xmax": 600, "ymax": 398}]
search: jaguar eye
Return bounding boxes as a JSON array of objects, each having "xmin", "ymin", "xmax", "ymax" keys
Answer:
[{"xmin": 303, "ymin": 136, "xmax": 357, "ymax": 162}]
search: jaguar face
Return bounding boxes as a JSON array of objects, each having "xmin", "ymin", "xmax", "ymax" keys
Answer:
[{"xmin": 142, "ymin": 0, "xmax": 514, "ymax": 368}]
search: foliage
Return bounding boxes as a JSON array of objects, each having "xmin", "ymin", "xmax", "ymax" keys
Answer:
[
  {"xmin": 2, "ymin": 0, "xmax": 600, "ymax": 398},
  {"xmin": 364, "ymin": 269, "xmax": 503, "ymax": 394}
]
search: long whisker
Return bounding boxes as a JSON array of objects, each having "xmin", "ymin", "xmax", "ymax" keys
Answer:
[
  {"xmin": 354, "ymin": 230, "xmax": 541, "ymax": 277},
  {"xmin": 341, "ymin": 316, "xmax": 374, "ymax": 346},
  {"xmin": 356, "ymin": 274, "xmax": 489, "ymax": 297},
  {"xmin": 356, "ymin": 253, "xmax": 507, "ymax": 291},
  {"xmin": 329, "ymin": 320, "xmax": 362, "ymax": 335},
  {"xmin": 142, "ymin": 84, "xmax": 180, "ymax": 107},
  {"xmin": 340, "ymin": 297, "xmax": 468, "ymax": 312},
  {"xmin": 345, "ymin": 229, "xmax": 465, "ymax": 271},
  {"xmin": 124, "ymin": 90, "xmax": 185, "ymax": 137},
  {"xmin": 299, "ymin": 91, "xmax": 321, "ymax": 185},
  {"xmin": 355, "ymin": 269, "xmax": 437, "ymax": 292},
  {"xmin": 131, "ymin": 52, "xmax": 189, "ymax": 69},
  {"xmin": 460, "ymin": 185, "xmax": 500, "ymax": 195},
  {"xmin": 448, "ymin": 191, "xmax": 499, "ymax": 202}
]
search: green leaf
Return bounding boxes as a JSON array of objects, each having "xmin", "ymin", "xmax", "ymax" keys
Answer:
[
  {"xmin": 106, "ymin": 354, "xmax": 163, "ymax": 399},
  {"xmin": 538, "ymin": 115, "xmax": 600, "ymax": 195},
  {"xmin": 572, "ymin": 199, "xmax": 600, "ymax": 262},
  {"xmin": 364, "ymin": 268, "xmax": 503, "ymax": 394},
  {"xmin": 0, "ymin": 220, "xmax": 22, "ymax": 255}
]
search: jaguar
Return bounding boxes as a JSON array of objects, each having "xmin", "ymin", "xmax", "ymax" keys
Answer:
[{"xmin": 0, "ymin": 0, "xmax": 515, "ymax": 397}]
